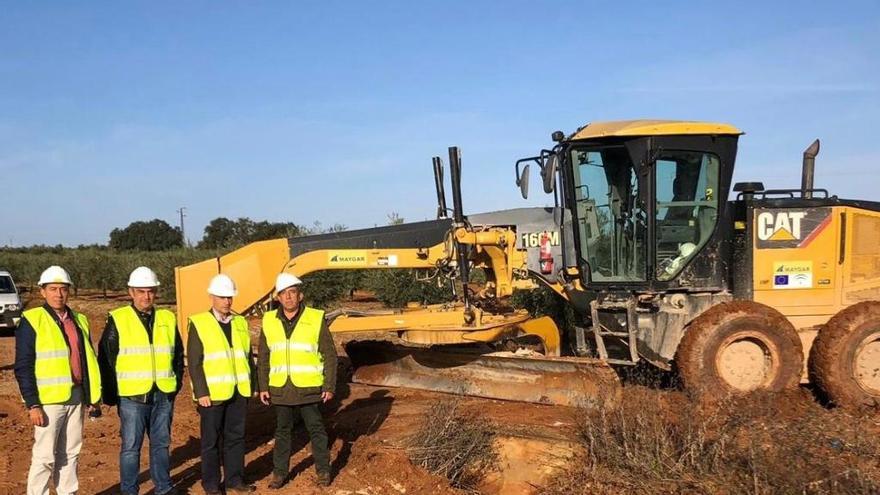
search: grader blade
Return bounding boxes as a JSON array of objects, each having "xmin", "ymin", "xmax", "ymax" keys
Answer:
[{"xmin": 346, "ymin": 341, "xmax": 620, "ymax": 409}]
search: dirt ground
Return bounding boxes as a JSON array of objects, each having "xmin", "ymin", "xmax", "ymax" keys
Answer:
[{"xmin": 1, "ymin": 291, "xmax": 878, "ymax": 494}]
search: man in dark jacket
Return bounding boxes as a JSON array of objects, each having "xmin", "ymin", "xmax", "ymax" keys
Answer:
[
  {"xmin": 15, "ymin": 265, "xmax": 102, "ymax": 495},
  {"xmin": 258, "ymin": 273, "xmax": 337, "ymax": 489},
  {"xmin": 188, "ymin": 274, "xmax": 255, "ymax": 495},
  {"xmin": 98, "ymin": 266, "xmax": 184, "ymax": 495}
]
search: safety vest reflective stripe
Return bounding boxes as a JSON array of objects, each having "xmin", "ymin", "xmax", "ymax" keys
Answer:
[
  {"xmin": 117, "ymin": 345, "xmax": 175, "ymax": 355},
  {"xmin": 117, "ymin": 346, "xmax": 152, "ymax": 355},
  {"xmin": 203, "ymin": 350, "xmax": 248, "ymax": 360},
  {"xmin": 22, "ymin": 307, "xmax": 102, "ymax": 405},
  {"xmin": 110, "ymin": 306, "xmax": 178, "ymax": 396},
  {"xmin": 270, "ymin": 364, "xmax": 323, "ymax": 373},
  {"xmin": 203, "ymin": 351, "xmax": 232, "ymax": 361},
  {"xmin": 189, "ymin": 312, "xmax": 252, "ymax": 401},
  {"xmin": 290, "ymin": 343, "xmax": 318, "ymax": 352},
  {"xmin": 269, "ymin": 342, "xmax": 317, "ymax": 353},
  {"xmin": 36, "ymin": 377, "xmax": 72, "ymax": 387},
  {"xmin": 35, "ymin": 350, "xmax": 69, "ymax": 359},
  {"xmin": 262, "ymin": 307, "xmax": 325, "ymax": 388},
  {"xmin": 204, "ymin": 372, "xmax": 250, "ymax": 383},
  {"xmin": 117, "ymin": 370, "xmax": 176, "ymax": 379}
]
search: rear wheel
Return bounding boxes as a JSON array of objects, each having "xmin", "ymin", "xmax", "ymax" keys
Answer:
[
  {"xmin": 675, "ymin": 301, "xmax": 803, "ymax": 398},
  {"xmin": 809, "ymin": 301, "xmax": 880, "ymax": 409}
]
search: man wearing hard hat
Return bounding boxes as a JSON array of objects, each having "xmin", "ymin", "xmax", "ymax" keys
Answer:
[
  {"xmin": 97, "ymin": 266, "xmax": 183, "ymax": 495},
  {"xmin": 187, "ymin": 274, "xmax": 255, "ymax": 494},
  {"xmin": 14, "ymin": 265, "xmax": 102, "ymax": 495},
  {"xmin": 258, "ymin": 273, "xmax": 337, "ymax": 489}
]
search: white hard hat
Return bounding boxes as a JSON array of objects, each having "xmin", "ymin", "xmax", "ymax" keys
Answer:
[
  {"xmin": 207, "ymin": 274, "xmax": 237, "ymax": 297},
  {"xmin": 38, "ymin": 265, "xmax": 73, "ymax": 286},
  {"xmin": 128, "ymin": 266, "xmax": 161, "ymax": 288},
  {"xmin": 275, "ymin": 273, "xmax": 303, "ymax": 294}
]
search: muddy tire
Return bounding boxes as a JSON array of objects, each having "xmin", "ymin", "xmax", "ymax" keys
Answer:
[
  {"xmin": 675, "ymin": 301, "xmax": 803, "ymax": 398},
  {"xmin": 808, "ymin": 301, "xmax": 880, "ymax": 409}
]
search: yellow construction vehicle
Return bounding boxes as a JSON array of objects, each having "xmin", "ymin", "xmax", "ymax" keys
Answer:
[{"xmin": 175, "ymin": 120, "xmax": 880, "ymax": 409}]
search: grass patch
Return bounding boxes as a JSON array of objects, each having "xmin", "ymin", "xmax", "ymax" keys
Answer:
[{"xmin": 545, "ymin": 388, "xmax": 880, "ymax": 495}]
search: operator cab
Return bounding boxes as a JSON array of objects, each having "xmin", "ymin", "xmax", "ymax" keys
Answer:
[{"xmin": 518, "ymin": 120, "xmax": 741, "ymax": 293}]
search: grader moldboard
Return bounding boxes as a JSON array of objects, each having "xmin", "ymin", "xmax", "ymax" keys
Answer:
[{"xmin": 176, "ymin": 120, "xmax": 880, "ymax": 409}]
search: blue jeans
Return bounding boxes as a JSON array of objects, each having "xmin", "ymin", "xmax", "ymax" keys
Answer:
[{"xmin": 118, "ymin": 391, "xmax": 175, "ymax": 495}]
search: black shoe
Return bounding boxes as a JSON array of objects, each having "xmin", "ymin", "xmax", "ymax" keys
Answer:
[
  {"xmin": 317, "ymin": 472, "xmax": 332, "ymax": 487},
  {"xmin": 227, "ymin": 484, "xmax": 256, "ymax": 493},
  {"xmin": 268, "ymin": 474, "xmax": 287, "ymax": 489}
]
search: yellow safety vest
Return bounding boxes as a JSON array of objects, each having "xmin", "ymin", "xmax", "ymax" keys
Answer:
[
  {"xmin": 110, "ymin": 306, "xmax": 178, "ymax": 396},
  {"xmin": 190, "ymin": 312, "xmax": 252, "ymax": 401},
  {"xmin": 22, "ymin": 307, "xmax": 101, "ymax": 405},
  {"xmin": 262, "ymin": 307, "xmax": 325, "ymax": 388}
]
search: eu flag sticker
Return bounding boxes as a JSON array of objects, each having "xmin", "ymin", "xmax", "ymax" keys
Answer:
[{"xmin": 772, "ymin": 261, "xmax": 813, "ymax": 289}]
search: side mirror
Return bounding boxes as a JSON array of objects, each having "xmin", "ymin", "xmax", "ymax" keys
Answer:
[
  {"xmin": 579, "ymin": 262, "xmax": 592, "ymax": 287},
  {"xmin": 517, "ymin": 163, "xmax": 530, "ymax": 199},
  {"xmin": 17, "ymin": 285, "xmax": 29, "ymax": 294},
  {"xmin": 542, "ymin": 153, "xmax": 558, "ymax": 194}
]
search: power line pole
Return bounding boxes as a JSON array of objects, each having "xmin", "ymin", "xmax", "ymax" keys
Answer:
[{"xmin": 177, "ymin": 207, "xmax": 188, "ymax": 247}]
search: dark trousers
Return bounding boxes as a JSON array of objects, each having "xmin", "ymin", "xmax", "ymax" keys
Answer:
[
  {"xmin": 273, "ymin": 402, "xmax": 330, "ymax": 478},
  {"xmin": 197, "ymin": 394, "xmax": 247, "ymax": 492}
]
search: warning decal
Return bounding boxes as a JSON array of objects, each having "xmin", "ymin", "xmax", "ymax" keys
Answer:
[
  {"xmin": 772, "ymin": 261, "xmax": 813, "ymax": 289},
  {"xmin": 377, "ymin": 255, "xmax": 399, "ymax": 267}
]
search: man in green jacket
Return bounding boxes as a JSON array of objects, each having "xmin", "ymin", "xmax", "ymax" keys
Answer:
[{"xmin": 258, "ymin": 272, "xmax": 337, "ymax": 489}]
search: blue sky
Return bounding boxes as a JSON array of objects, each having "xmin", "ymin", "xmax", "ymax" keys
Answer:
[{"xmin": 2, "ymin": 1, "xmax": 878, "ymax": 246}]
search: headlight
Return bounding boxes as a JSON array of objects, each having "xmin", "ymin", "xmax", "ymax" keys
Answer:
[{"xmin": 4, "ymin": 304, "xmax": 19, "ymax": 311}]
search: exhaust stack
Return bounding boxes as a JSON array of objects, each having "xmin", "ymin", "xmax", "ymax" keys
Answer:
[
  {"xmin": 432, "ymin": 156, "xmax": 448, "ymax": 219},
  {"xmin": 801, "ymin": 139, "xmax": 820, "ymax": 199}
]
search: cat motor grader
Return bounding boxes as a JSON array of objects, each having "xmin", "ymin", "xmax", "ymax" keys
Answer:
[{"xmin": 175, "ymin": 120, "xmax": 880, "ymax": 409}]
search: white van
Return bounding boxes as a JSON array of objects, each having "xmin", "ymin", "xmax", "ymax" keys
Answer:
[{"xmin": 0, "ymin": 270, "xmax": 22, "ymax": 329}]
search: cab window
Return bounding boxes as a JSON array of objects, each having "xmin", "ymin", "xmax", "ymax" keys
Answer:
[
  {"xmin": 571, "ymin": 146, "xmax": 646, "ymax": 282},
  {"xmin": 655, "ymin": 151, "xmax": 720, "ymax": 280}
]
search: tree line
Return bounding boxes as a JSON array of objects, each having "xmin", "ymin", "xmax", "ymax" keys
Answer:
[
  {"xmin": 2, "ymin": 217, "xmax": 340, "ymax": 296},
  {"xmin": 107, "ymin": 217, "xmax": 333, "ymax": 251}
]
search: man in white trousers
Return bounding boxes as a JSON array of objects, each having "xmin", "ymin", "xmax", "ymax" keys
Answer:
[{"xmin": 14, "ymin": 266, "xmax": 102, "ymax": 495}]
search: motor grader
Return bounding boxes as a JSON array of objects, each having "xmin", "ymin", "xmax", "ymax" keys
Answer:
[{"xmin": 175, "ymin": 120, "xmax": 880, "ymax": 409}]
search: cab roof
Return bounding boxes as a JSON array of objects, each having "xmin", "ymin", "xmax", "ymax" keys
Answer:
[{"xmin": 569, "ymin": 120, "xmax": 743, "ymax": 140}]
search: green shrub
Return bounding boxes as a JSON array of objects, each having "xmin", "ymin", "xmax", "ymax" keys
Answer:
[
  {"xmin": 301, "ymin": 270, "xmax": 366, "ymax": 309},
  {"xmin": 362, "ymin": 270, "xmax": 452, "ymax": 307},
  {"xmin": 510, "ymin": 284, "xmax": 577, "ymax": 329}
]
